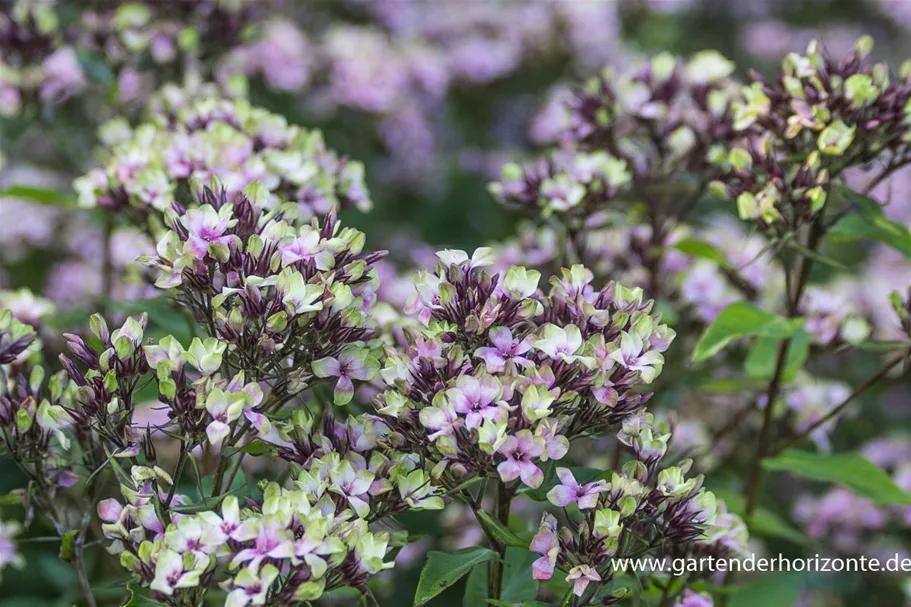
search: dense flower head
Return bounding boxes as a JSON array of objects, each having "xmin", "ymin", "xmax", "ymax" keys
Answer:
[
  {"xmin": 0, "ymin": 0, "xmax": 277, "ymax": 118},
  {"xmin": 372, "ymin": 249, "xmax": 674, "ymax": 489},
  {"xmin": 560, "ymin": 51, "xmax": 739, "ymax": 166},
  {"xmin": 270, "ymin": 410, "xmax": 444, "ymax": 520},
  {"xmin": 75, "ymin": 84, "xmax": 370, "ymax": 221},
  {"xmin": 490, "ymin": 51, "xmax": 740, "ymax": 220},
  {"xmin": 57, "ymin": 312, "xmax": 151, "ymax": 451},
  {"xmin": 530, "ymin": 452, "xmax": 747, "ymax": 599},
  {"xmin": 98, "ymin": 461, "xmax": 416, "ymax": 606},
  {"xmin": 141, "ymin": 182, "xmax": 384, "ymax": 400},
  {"xmin": 0, "ymin": 0, "xmax": 86, "ymax": 115},
  {"xmin": 0, "ymin": 304, "xmax": 79, "ymax": 504},
  {"xmin": 715, "ymin": 36, "xmax": 911, "ymax": 226},
  {"xmin": 794, "ymin": 488, "xmax": 889, "ymax": 553}
]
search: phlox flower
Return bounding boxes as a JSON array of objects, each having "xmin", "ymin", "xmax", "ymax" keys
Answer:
[
  {"xmin": 566, "ymin": 564, "xmax": 601, "ymax": 597},
  {"xmin": 608, "ymin": 331, "xmax": 664, "ymax": 384},
  {"xmin": 165, "ymin": 517, "xmax": 223, "ymax": 558},
  {"xmin": 280, "ymin": 226, "xmax": 334, "ymax": 269},
  {"xmin": 447, "ymin": 373, "xmax": 505, "ymax": 430},
  {"xmin": 150, "ymin": 548, "xmax": 207, "ymax": 596},
  {"xmin": 547, "ymin": 468, "xmax": 608, "ymax": 509},
  {"xmin": 224, "ymin": 564, "xmax": 279, "ymax": 607},
  {"xmin": 475, "ymin": 326, "xmax": 533, "ymax": 373},
  {"xmin": 196, "ymin": 496, "xmax": 258, "ymax": 546},
  {"xmin": 533, "ymin": 324, "xmax": 592, "ymax": 366},
  {"xmin": 328, "ymin": 461, "xmax": 375, "ymax": 518},
  {"xmin": 204, "ymin": 388, "xmax": 245, "ymax": 448},
  {"xmin": 497, "ymin": 430, "xmax": 545, "ymax": 488},
  {"xmin": 184, "ymin": 205, "xmax": 238, "ymax": 260},
  {"xmin": 230, "ymin": 517, "xmax": 295, "ymax": 571},
  {"xmin": 312, "ymin": 348, "xmax": 380, "ymax": 406},
  {"xmin": 529, "ymin": 513, "xmax": 559, "ymax": 580}
]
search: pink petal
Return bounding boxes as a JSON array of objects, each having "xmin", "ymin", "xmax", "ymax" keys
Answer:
[
  {"xmin": 548, "ymin": 485, "xmax": 577, "ymax": 507},
  {"xmin": 532, "ymin": 556, "xmax": 555, "ymax": 580},
  {"xmin": 97, "ymin": 498, "xmax": 122, "ymax": 522},
  {"xmin": 519, "ymin": 461, "xmax": 544, "ymax": 488},
  {"xmin": 497, "ymin": 459, "xmax": 521, "ymax": 483}
]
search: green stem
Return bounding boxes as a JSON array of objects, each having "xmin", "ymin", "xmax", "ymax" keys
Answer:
[
  {"xmin": 775, "ymin": 356, "xmax": 904, "ymax": 454},
  {"xmin": 487, "ymin": 481, "xmax": 511, "ymax": 601}
]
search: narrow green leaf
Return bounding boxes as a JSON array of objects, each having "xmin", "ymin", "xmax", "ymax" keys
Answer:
[
  {"xmin": 674, "ymin": 237, "xmax": 732, "ymax": 269},
  {"xmin": 729, "ymin": 572, "xmax": 803, "ymax": 607},
  {"xmin": 699, "ymin": 377, "xmax": 768, "ymax": 394},
  {"xmin": 222, "ymin": 439, "xmax": 276, "ymax": 458},
  {"xmin": 786, "ymin": 240, "xmax": 848, "ymax": 270},
  {"xmin": 830, "ymin": 185, "xmax": 911, "ymax": 258},
  {"xmin": 474, "ymin": 511, "xmax": 528, "ymax": 549},
  {"xmin": 415, "ymin": 547, "xmax": 498, "ymax": 606},
  {"xmin": 763, "ymin": 449, "xmax": 911, "ymax": 505},
  {"xmin": 0, "ymin": 492, "xmax": 21, "ymax": 506},
  {"xmin": 744, "ymin": 330, "xmax": 812, "ymax": 383},
  {"xmin": 0, "ymin": 185, "xmax": 77, "ymax": 208},
  {"xmin": 692, "ymin": 301, "xmax": 803, "ymax": 361}
]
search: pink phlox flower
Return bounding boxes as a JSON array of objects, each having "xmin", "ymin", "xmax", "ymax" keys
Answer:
[
  {"xmin": 497, "ymin": 430, "xmax": 545, "ymax": 488},
  {"xmin": 547, "ymin": 468, "xmax": 608, "ymax": 509},
  {"xmin": 475, "ymin": 326, "xmax": 533, "ymax": 373}
]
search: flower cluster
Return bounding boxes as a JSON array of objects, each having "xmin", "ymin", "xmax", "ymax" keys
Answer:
[
  {"xmin": 141, "ymin": 183, "xmax": 383, "ymax": 404},
  {"xmin": 373, "ymin": 250, "xmax": 674, "ymax": 489},
  {"xmin": 0, "ymin": 307, "xmax": 76, "ymax": 494},
  {"xmin": 75, "ymin": 85, "xmax": 370, "ymax": 222},
  {"xmin": 530, "ymin": 444, "xmax": 747, "ymax": 599},
  {"xmin": 271, "ymin": 411, "xmax": 444, "ymax": 521},
  {"xmin": 0, "ymin": 0, "xmax": 277, "ymax": 117},
  {"xmin": 716, "ymin": 36, "xmax": 911, "ymax": 225},
  {"xmin": 491, "ymin": 50, "xmax": 739, "ymax": 219},
  {"xmin": 98, "ymin": 466, "xmax": 405, "ymax": 607},
  {"xmin": 57, "ymin": 313, "xmax": 152, "ymax": 454},
  {"xmin": 0, "ymin": 0, "xmax": 86, "ymax": 115}
]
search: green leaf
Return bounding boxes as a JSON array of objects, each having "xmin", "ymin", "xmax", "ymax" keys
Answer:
[
  {"xmin": 729, "ymin": 572, "xmax": 803, "ymax": 607},
  {"xmin": 692, "ymin": 301, "xmax": 804, "ymax": 362},
  {"xmin": 59, "ymin": 529, "xmax": 79, "ymax": 563},
  {"xmin": 0, "ymin": 185, "xmax": 77, "ymax": 208},
  {"xmin": 415, "ymin": 547, "xmax": 498, "ymax": 606},
  {"xmin": 830, "ymin": 185, "xmax": 911, "ymax": 258},
  {"xmin": 75, "ymin": 49, "xmax": 115, "ymax": 84},
  {"xmin": 485, "ymin": 602, "xmax": 550, "ymax": 607},
  {"xmin": 711, "ymin": 489, "xmax": 806, "ymax": 545},
  {"xmin": 674, "ymin": 237, "xmax": 732, "ymax": 269},
  {"xmin": 0, "ymin": 492, "xmax": 21, "ymax": 506},
  {"xmin": 474, "ymin": 510, "xmax": 528, "ymax": 549},
  {"xmin": 763, "ymin": 449, "xmax": 911, "ymax": 505},
  {"xmin": 122, "ymin": 582, "xmax": 168, "ymax": 606},
  {"xmin": 744, "ymin": 330, "xmax": 812, "ymax": 383},
  {"xmin": 464, "ymin": 548, "xmax": 539, "ymax": 607},
  {"xmin": 223, "ymin": 439, "xmax": 276, "ymax": 458},
  {"xmin": 699, "ymin": 377, "xmax": 768, "ymax": 394}
]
